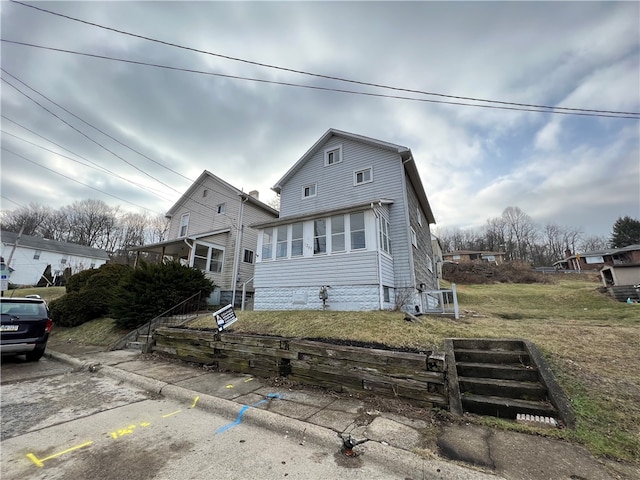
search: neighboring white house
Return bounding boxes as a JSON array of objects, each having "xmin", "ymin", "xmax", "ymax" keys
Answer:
[
  {"xmin": 252, "ymin": 129, "xmax": 437, "ymax": 312},
  {"xmin": 130, "ymin": 170, "xmax": 279, "ymax": 307},
  {"xmin": 0, "ymin": 230, "xmax": 109, "ymax": 286}
]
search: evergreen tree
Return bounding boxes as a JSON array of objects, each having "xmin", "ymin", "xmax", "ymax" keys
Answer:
[{"xmin": 610, "ymin": 216, "xmax": 640, "ymax": 248}]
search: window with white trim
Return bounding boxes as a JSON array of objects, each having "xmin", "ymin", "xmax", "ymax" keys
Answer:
[
  {"xmin": 302, "ymin": 184, "xmax": 317, "ymax": 198},
  {"xmin": 383, "ymin": 286, "xmax": 390, "ymax": 303},
  {"xmin": 243, "ymin": 249, "xmax": 254, "ymax": 264},
  {"xmin": 427, "ymin": 255, "xmax": 433, "ymax": 272},
  {"xmin": 193, "ymin": 243, "xmax": 223, "ymax": 273},
  {"xmin": 410, "ymin": 227, "xmax": 417, "ymax": 248},
  {"xmin": 417, "ymin": 209, "xmax": 423, "ymax": 226},
  {"xmin": 291, "ymin": 222, "xmax": 303, "ymax": 257},
  {"xmin": 179, "ymin": 213, "xmax": 190, "ymax": 237},
  {"xmin": 350, "ymin": 212, "xmax": 366, "ymax": 250},
  {"xmin": 33, "ymin": 250, "xmax": 41, "ymax": 260},
  {"xmin": 354, "ymin": 167, "xmax": 373, "ymax": 186},
  {"xmin": 331, "ymin": 215, "xmax": 345, "ymax": 252},
  {"xmin": 60, "ymin": 255, "xmax": 68, "ymax": 264},
  {"xmin": 379, "ymin": 217, "xmax": 391, "ymax": 254},
  {"xmin": 324, "ymin": 145, "xmax": 342, "ymax": 166},
  {"xmin": 216, "ymin": 203, "xmax": 225, "ymax": 214},
  {"xmin": 262, "ymin": 228, "xmax": 273, "ymax": 260},
  {"xmin": 314, "ymin": 219, "xmax": 326, "ymax": 254},
  {"xmin": 203, "ymin": 189, "xmax": 208, "ymax": 198},
  {"xmin": 276, "ymin": 225, "xmax": 288, "ymax": 258}
]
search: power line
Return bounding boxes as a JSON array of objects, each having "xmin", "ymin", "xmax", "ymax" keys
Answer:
[
  {"xmin": 1, "ymin": 67, "xmax": 195, "ymax": 184},
  {"xmin": 10, "ymin": 0, "xmax": 639, "ymax": 117},
  {"xmin": 1, "ymin": 146, "xmax": 162, "ymax": 214},
  {"xmin": 1, "ymin": 126, "xmax": 175, "ymax": 202},
  {"xmin": 3, "ymin": 39, "xmax": 638, "ymax": 120},
  {"xmin": 1, "ymin": 195, "xmax": 27, "ymax": 210}
]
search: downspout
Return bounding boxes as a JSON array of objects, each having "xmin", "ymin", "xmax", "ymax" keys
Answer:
[
  {"xmin": 184, "ymin": 237, "xmax": 194, "ymax": 265},
  {"xmin": 371, "ymin": 203, "xmax": 383, "ymax": 309},
  {"xmin": 231, "ymin": 196, "xmax": 248, "ymax": 306}
]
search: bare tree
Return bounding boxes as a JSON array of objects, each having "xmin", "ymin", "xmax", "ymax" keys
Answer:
[
  {"xmin": 62, "ymin": 199, "xmax": 118, "ymax": 248},
  {"xmin": 580, "ymin": 235, "xmax": 609, "ymax": 252},
  {"xmin": 147, "ymin": 214, "xmax": 170, "ymax": 244},
  {"xmin": 501, "ymin": 206, "xmax": 537, "ymax": 262},
  {"xmin": 0, "ymin": 203, "xmax": 52, "ymax": 236}
]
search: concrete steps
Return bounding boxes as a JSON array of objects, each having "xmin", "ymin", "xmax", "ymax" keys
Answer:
[{"xmin": 451, "ymin": 338, "xmax": 560, "ymax": 421}]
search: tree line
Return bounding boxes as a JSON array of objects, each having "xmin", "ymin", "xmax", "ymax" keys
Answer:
[
  {"xmin": 0, "ymin": 200, "xmax": 169, "ymax": 257},
  {"xmin": 433, "ymin": 207, "xmax": 639, "ymax": 267}
]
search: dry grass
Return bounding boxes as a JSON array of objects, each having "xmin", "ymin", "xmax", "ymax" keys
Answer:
[{"xmin": 188, "ymin": 276, "xmax": 640, "ymax": 463}]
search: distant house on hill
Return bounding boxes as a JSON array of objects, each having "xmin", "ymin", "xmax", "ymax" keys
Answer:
[
  {"xmin": 251, "ymin": 128, "xmax": 437, "ymax": 312},
  {"xmin": 442, "ymin": 250, "xmax": 506, "ymax": 265},
  {"xmin": 0, "ymin": 230, "xmax": 109, "ymax": 286},
  {"xmin": 553, "ymin": 245, "xmax": 640, "ymax": 271},
  {"xmin": 129, "ymin": 170, "xmax": 279, "ymax": 307}
]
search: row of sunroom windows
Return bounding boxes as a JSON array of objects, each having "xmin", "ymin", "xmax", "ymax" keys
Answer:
[{"xmin": 260, "ymin": 212, "xmax": 391, "ymax": 261}]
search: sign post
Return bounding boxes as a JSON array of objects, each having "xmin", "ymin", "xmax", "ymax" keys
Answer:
[{"xmin": 212, "ymin": 304, "xmax": 238, "ymax": 331}]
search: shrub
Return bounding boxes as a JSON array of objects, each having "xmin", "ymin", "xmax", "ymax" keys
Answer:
[
  {"xmin": 111, "ymin": 261, "xmax": 214, "ymax": 329},
  {"xmin": 50, "ymin": 291, "xmax": 107, "ymax": 327},
  {"xmin": 443, "ymin": 261, "xmax": 552, "ymax": 285}
]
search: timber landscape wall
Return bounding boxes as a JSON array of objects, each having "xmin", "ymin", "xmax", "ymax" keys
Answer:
[{"xmin": 153, "ymin": 327, "xmax": 449, "ymax": 409}]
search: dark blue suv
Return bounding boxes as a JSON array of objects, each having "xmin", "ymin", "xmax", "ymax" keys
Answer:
[{"xmin": 1, "ymin": 297, "xmax": 53, "ymax": 361}]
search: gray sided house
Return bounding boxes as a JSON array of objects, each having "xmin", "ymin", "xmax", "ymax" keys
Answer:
[
  {"xmin": 252, "ymin": 129, "xmax": 437, "ymax": 312},
  {"xmin": 0, "ymin": 230, "xmax": 109, "ymax": 286},
  {"xmin": 130, "ymin": 171, "xmax": 279, "ymax": 306}
]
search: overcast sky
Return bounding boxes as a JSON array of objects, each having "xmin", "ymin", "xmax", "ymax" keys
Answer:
[{"xmin": 1, "ymin": 1, "xmax": 638, "ymax": 238}]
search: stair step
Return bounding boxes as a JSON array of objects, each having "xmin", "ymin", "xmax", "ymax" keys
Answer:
[
  {"xmin": 452, "ymin": 338, "xmax": 526, "ymax": 352},
  {"xmin": 458, "ymin": 376, "xmax": 547, "ymax": 401},
  {"xmin": 455, "ymin": 348, "xmax": 531, "ymax": 365},
  {"xmin": 461, "ymin": 393, "xmax": 557, "ymax": 419},
  {"xmin": 125, "ymin": 341, "xmax": 145, "ymax": 351},
  {"xmin": 456, "ymin": 361, "xmax": 539, "ymax": 381}
]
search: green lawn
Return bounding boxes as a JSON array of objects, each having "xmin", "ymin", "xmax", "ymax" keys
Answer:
[{"xmin": 14, "ymin": 278, "xmax": 639, "ymax": 463}]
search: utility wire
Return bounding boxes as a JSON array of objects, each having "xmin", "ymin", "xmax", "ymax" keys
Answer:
[
  {"xmin": 3, "ymin": 39, "xmax": 638, "ymax": 120},
  {"xmin": 10, "ymin": 0, "xmax": 639, "ymax": 117},
  {"xmin": 1, "ymin": 195, "xmax": 27, "ymax": 210},
  {"xmin": 1, "ymin": 127, "xmax": 175, "ymax": 202},
  {"xmin": 1, "ymin": 67, "xmax": 194, "ymax": 184},
  {"xmin": 2, "ymin": 146, "xmax": 162, "ymax": 213}
]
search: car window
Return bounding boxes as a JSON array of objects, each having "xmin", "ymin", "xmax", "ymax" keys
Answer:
[{"xmin": 0, "ymin": 301, "xmax": 48, "ymax": 317}]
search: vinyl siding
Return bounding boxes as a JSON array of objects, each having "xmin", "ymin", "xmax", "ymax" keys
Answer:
[{"xmin": 406, "ymin": 172, "xmax": 437, "ymax": 290}]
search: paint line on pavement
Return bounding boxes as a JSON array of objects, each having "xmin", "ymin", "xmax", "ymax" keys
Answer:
[
  {"xmin": 27, "ymin": 441, "xmax": 94, "ymax": 467},
  {"xmin": 190, "ymin": 396, "xmax": 199, "ymax": 409},
  {"xmin": 162, "ymin": 409, "xmax": 182, "ymax": 418},
  {"xmin": 215, "ymin": 393, "xmax": 282, "ymax": 435}
]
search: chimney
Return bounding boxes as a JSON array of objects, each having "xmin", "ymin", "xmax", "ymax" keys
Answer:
[
  {"xmin": 565, "ymin": 249, "xmax": 572, "ymax": 258},
  {"xmin": 248, "ymin": 190, "xmax": 259, "ymax": 200}
]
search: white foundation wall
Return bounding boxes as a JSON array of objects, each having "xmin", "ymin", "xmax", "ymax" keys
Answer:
[{"xmin": 254, "ymin": 285, "xmax": 393, "ymax": 311}]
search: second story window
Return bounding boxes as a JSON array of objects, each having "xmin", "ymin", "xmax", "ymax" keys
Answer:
[
  {"xmin": 60, "ymin": 255, "xmax": 68, "ymax": 264},
  {"xmin": 216, "ymin": 203, "xmax": 225, "ymax": 214},
  {"xmin": 243, "ymin": 249, "xmax": 254, "ymax": 264},
  {"xmin": 179, "ymin": 213, "xmax": 190, "ymax": 237},
  {"xmin": 33, "ymin": 250, "xmax": 41, "ymax": 260},
  {"xmin": 302, "ymin": 184, "xmax": 317, "ymax": 199},
  {"xmin": 354, "ymin": 167, "xmax": 373, "ymax": 186},
  {"xmin": 410, "ymin": 227, "xmax": 417, "ymax": 248}
]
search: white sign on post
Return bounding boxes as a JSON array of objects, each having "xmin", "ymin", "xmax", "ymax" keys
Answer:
[{"xmin": 212, "ymin": 304, "xmax": 238, "ymax": 331}]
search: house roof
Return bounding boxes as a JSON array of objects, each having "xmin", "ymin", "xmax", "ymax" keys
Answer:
[
  {"xmin": 271, "ymin": 129, "xmax": 436, "ymax": 224},
  {"xmin": 166, "ymin": 170, "xmax": 279, "ymax": 218},
  {"xmin": 556, "ymin": 244, "xmax": 640, "ymax": 263},
  {"xmin": 1, "ymin": 230, "xmax": 110, "ymax": 260},
  {"xmin": 128, "ymin": 228, "xmax": 231, "ymax": 256},
  {"xmin": 443, "ymin": 250, "xmax": 505, "ymax": 256}
]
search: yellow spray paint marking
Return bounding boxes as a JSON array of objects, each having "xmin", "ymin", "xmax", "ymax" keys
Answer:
[
  {"xmin": 161, "ymin": 409, "xmax": 182, "ymax": 418},
  {"xmin": 110, "ymin": 422, "xmax": 151, "ymax": 439},
  {"xmin": 27, "ymin": 441, "xmax": 93, "ymax": 467},
  {"xmin": 243, "ymin": 377, "xmax": 254, "ymax": 383},
  {"xmin": 225, "ymin": 384, "xmax": 234, "ymax": 389},
  {"xmin": 190, "ymin": 396, "xmax": 199, "ymax": 409}
]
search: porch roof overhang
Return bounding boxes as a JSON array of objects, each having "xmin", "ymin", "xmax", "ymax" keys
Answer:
[
  {"xmin": 128, "ymin": 228, "xmax": 231, "ymax": 257},
  {"xmin": 251, "ymin": 199, "xmax": 394, "ymax": 229}
]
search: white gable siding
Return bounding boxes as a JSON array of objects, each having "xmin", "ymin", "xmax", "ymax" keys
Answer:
[{"xmin": 279, "ymin": 138, "xmax": 405, "ymax": 218}]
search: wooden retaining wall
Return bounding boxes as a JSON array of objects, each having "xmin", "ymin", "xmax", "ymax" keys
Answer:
[{"xmin": 154, "ymin": 327, "xmax": 448, "ymax": 409}]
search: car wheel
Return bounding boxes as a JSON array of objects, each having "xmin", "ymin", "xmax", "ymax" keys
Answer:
[{"xmin": 25, "ymin": 348, "xmax": 45, "ymax": 362}]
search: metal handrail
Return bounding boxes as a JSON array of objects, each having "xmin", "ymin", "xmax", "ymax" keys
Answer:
[{"xmin": 145, "ymin": 291, "xmax": 202, "ymax": 339}]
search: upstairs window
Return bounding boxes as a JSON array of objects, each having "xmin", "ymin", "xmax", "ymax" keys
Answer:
[
  {"xmin": 410, "ymin": 227, "xmax": 417, "ymax": 248},
  {"xmin": 314, "ymin": 219, "xmax": 327, "ymax": 254},
  {"xmin": 417, "ymin": 209, "xmax": 423, "ymax": 226},
  {"xmin": 203, "ymin": 189, "xmax": 208, "ymax": 198},
  {"xmin": 179, "ymin": 213, "xmax": 190, "ymax": 237},
  {"xmin": 243, "ymin": 249, "xmax": 254, "ymax": 264},
  {"xmin": 302, "ymin": 184, "xmax": 317, "ymax": 199},
  {"xmin": 354, "ymin": 167, "xmax": 373, "ymax": 186},
  {"xmin": 33, "ymin": 250, "xmax": 41, "ymax": 260},
  {"xmin": 324, "ymin": 145, "xmax": 342, "ymax": 166},
  {"xmin": 291, "ymin": 222, "xmax": 304, "ymax": 257},
  {"xmin": 60, "ymin": 255, "xmax": 68, "ymax": 264},
  {"xmin": 350, "ymin": 212, "xmax": 366, "ymax": 250},
  {"xmin": 216, "ymin": 203, "xmax": 226, "ymax": 214}
]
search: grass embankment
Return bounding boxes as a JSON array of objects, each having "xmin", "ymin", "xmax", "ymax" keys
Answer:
[{"xmin": 14, "ymin": 278, "xmax": 639, "ymax": 463}]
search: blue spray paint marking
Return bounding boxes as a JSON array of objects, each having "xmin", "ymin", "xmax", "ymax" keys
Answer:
[{"xmin": 215, "ymin": 393, "xmax": 282, "ymax": 434}]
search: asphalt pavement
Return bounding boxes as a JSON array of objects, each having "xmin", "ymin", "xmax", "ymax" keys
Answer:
[{"xmin": 44, "ymin": 340, "xmax": 636, "ymax": 480}]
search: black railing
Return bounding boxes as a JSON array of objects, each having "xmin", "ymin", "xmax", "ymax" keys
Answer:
[{"xmin": 145, "ymin": 291, "xmax": 202, "ymax": 340}]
